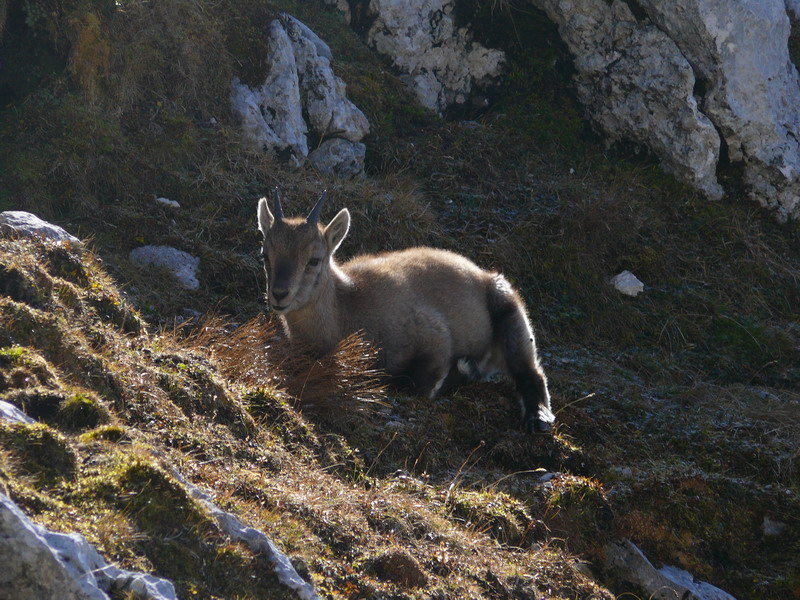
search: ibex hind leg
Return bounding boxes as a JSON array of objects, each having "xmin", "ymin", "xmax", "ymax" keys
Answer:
[{"xmin": 489, "ymin": 275, "xmax": 555, "ymax": 433}]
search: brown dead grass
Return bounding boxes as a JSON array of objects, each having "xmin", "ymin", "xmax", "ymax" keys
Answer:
[{"xmin": 185, "ymin": 314, "xmax": 388, "ymax": 418}]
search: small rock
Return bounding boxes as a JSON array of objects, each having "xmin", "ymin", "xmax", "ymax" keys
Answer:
[
  {"xmin": 537, "ymin": 471, "xmax": 558, "ymax": 483},
  {"xmin": 658, "ymin": 566, "xmax": 737, "ymax": 600},
  {"xmin": 762, "ymin": 516, "xmax": 787, "ymax": 536},
  {"xmin": 308, "ymin": 138, "xmax": 366, "ymax": 178},
  {"xmin": 0, "ymin": 400, "xmax": 34, "ymax": 424},
  {"xmin": 603, "ymin": 539, "xmax": 736, "ymax": 600},
  {"xmin": 129, "ymin": 246, "xmax": 200, "ymax": 290},
  {"xmin": 0, "ymin": 211, "xmax": 82, "ymax": 247},
  {"xmin": 155, "ymin": 197, "xmax": 180, "ymax": 209},
  {"xmin": 610, "ymin": 270, "xmax": 644, "ymax": 297}
]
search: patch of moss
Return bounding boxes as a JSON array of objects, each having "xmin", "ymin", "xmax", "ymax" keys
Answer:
[
  {"xmin": 57, "ymin": 391, "xmax": 108, "ymax": 431},
  {"xmin": 0, "ymin": 422, "xmax": 77, "ymax": 486},
  {"xmin": 79, "ymin": 423, "xmax": 127, "ymax": 443}
]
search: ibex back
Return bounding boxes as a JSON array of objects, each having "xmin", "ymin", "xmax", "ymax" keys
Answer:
[{"xmin": 257, "ymin": 190, "xmax": 555, "ymax": 432}]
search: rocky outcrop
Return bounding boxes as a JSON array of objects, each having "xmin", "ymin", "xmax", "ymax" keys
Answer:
[
  {"xmin": 1, "ymin": 400, "xmax": 319, "ymax": 600},
  {"xmin": 531, "ymin": 0, "xmax": 800, "ymax": 220},
  {"xmin": 0, "ymin": 491, "xmax": 178, "ymax": 600},
  {"xmin": 231, "ymin": 14, "xmax": 369, "ymax": 176},
  {"xmin": 603, "ymin": 539, "xmax": 737, "ymax": 600},
  {"xmin": 170, "ymin": 470, "xmax": 320, "ymax": 600},
  {"xmin": 639, "ymin": 0, "xmax": 800, "ymax": 220},
  {"xmin": 532, "ymin": 0, "xmax": 723, "ymax": 199},
  {"xmin": 325, "ymin": 0, "xmax": 504, "ymax": 115},
  {"xmin": 0, "ymin": 210, "xmax": 83, "ymax": 247}
]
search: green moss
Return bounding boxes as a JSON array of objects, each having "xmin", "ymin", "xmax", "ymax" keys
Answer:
[
  {"xmin": 57, "ymin": 391, "xmax": 108, "ymax": 430},
  {"xmin": 113, "ymin": 457, "xmax": 209, "ymax": 532},
  {"xmin": 79, "ymin": 424, "xmax": 126, "ymax": 443},
  {"xmin": 0, "ymin": 345, "xmax": 26, "ymax": 364},
  {"xmin": 0, "ymin": 422, "xmax": 77, "ymax": 485}
]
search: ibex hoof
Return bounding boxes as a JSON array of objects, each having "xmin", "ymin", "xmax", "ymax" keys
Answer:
[{"xmin": 526, "ymin": 416, "xmax": 553, "ymax": 434}]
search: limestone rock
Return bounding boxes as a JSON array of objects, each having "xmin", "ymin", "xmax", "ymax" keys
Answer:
[
  {"xmin": 281, "ymin": 13, "xmax": 333, "ymax": 61},
  {"xmin": 610, "ymin": 270, "xmax": 644, "ymax": 297},
  {"xmin": 230, "ymin": 19, "xmax": 308, "ymax": 166},
  {"xmin": 532, "ymin": 0, "xmax": 723, "ymax": 200},
  {"xmin": 0, "ymin": 492, "xmax": 177, "ymax": 600},
  {"xmin": 354, "ymin": 0, "xmax": 505, "ymax": 114},
  {"xmin": 0, "ymin": 211, "xmax": 83, "ymax": 247},
  {"xmin": 0, "ymin": 399, "xmax": 35, "ymax": 424},
  {"xmin": 230, "ymin": 15, "xmax": 369, "ymax": 176},
  {"xmin": 309, "ymin": 138, "xmax": 366, "ymax": 178},
  {"xmin": 658, "ymin": 566, "xmax": 738, "ymax": 600},
  {"xmin": 638, "ymin": 0, "xmax": 800, "ymax": 221},
  {"xmin": 603, "ymin": 539, "xmax": 736, "ymax": 600},
  {"xmin": 532, "ymin": 0, "xmax": 800, "ymax": 220},
  {"xmin": 281, "ymin": 14, "xmax": 370, "ymax": 143},
  {"xmin": 129, "ymin": 245, "xmax": 200, "ymax": 290},
  {"xmin": 170, "ymin": 469, "xmax": 320, "ymax": 600},
  {"xmin": 155, "ymin": 197, "xmax": 180, "ymax": 209}
]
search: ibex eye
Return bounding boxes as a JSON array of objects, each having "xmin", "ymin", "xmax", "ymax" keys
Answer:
[{"xmin": 307, "ymin": 258, "xmax": 321, "ymax": 268}]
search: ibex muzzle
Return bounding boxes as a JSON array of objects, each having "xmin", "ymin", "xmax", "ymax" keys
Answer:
[{"xmin": 257, "ymin": 189, "xmax": 555, "ymax": 433}]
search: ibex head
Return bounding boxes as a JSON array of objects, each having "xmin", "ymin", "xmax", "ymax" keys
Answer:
[{"xmin": 257, "ymin": 188, "xmax": 350, "ymax": 314}]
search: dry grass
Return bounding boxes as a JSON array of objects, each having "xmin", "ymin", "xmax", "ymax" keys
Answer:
[{"xmin": 185, "ymin": 314, "xmax": 388, "ymax": 418}]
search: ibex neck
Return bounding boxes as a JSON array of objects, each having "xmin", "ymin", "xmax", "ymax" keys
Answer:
[{"xmin": 281, "ymin": 262, "xmax": 350, "ymax": 354}]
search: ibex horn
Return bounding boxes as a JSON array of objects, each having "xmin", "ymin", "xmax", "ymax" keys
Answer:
[
  {"xmin": 306, "ymin": 190, "xmax": 327, "ymax": 225},
  {"xmin": 272, "ymin": 187, "xmax": 284, "ymax": 221}
]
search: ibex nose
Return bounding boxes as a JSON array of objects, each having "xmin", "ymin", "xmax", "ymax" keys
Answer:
[{"xmin": 272, "ymin": 288, "xmax": 289, "ymax": 302}]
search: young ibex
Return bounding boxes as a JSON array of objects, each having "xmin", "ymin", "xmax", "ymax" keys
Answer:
[{"xmin": 257, "ymin": 189, "xmax": 555, "ymax": 432}]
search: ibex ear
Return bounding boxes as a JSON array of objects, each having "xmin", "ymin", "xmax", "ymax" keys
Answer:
[
  {"xmin": 324, "ymin": 208, "xmax": 350, "ymax": 254},
  {"xmin": 257, "ymin": 197, "xmax": 274, "ymax": 236}
]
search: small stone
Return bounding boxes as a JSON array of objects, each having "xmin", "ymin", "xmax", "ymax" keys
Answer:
[
  {"xmin": 610, "ymin": 271, "xmax": 644, "ymax": 297},
  {"xmin": 762, "ymin": 516, "xmax": 787, "ymax": 536},
  {"xmin": 156, "ymin": 197, "xmax": 180, "ymax": 209},
  {"xmin": 308, "ymin": 139, "xmax": 366, "ymax": 178},
  {"xmin": 129, "ymin": 246, "xmax": 200, "ymax": 290}
]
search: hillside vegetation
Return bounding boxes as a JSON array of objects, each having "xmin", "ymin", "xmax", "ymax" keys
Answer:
[{"xmin": 1, "ymin": 1, "xmax": 799, "ymax": 598}]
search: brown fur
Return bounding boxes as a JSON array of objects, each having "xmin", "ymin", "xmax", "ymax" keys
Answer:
[{"xmin": 257, "ymin": 192, "xmax": 555, "ymax": 432}]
